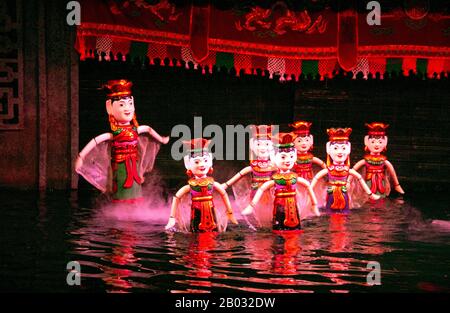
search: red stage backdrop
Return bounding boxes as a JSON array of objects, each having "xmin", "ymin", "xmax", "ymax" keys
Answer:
[{"xmin": 76, "ymin": 0, "xmax": 450, "ymax": 79}]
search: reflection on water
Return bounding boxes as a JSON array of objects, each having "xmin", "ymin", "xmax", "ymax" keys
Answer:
[
  {"xmin": 0, "ymin": 190, "xmax": 449, "ymax": 292},
  {"xmin": 64, "ymin": 195, "xmax": 450, "ymax": 293}
]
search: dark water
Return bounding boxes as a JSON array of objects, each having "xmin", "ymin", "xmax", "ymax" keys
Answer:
[{"xmin": 1, "ymin": 190, "xmax": 449, "ymax": 293}]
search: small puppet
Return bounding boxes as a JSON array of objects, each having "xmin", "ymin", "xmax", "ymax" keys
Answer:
[
  {"xmin": 289, "ymin": 120, "xmax": 326, "ymax": 181},
  {"xmin": 223, "ymin": 125, "xmax": 275, "ymax": 193},
  {"xmin": 165, "ymin": 138, "xmax": 238, "ymax": 232},
  {"xmin": 222, "ymin": 125, "xmax": 276, "ymax": 225},
  {"xmin": 352, "ymin": 122, "xmax": 405, "ymax": 197},
  {"xmin": 75, "ymin": 79, "xmax": 169, "ymax": 203},
  {"xmin": 311, "ymin": 128, "xmax": 380, "ymax": 212},
  {"xmin": 242, "ymin": 132, "xmax": 319, "ymax": 231}
]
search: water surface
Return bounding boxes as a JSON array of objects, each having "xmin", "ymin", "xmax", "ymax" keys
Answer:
[{"xmin": 0, "ymin": 190, "xmax": 449, "ymax": 293}]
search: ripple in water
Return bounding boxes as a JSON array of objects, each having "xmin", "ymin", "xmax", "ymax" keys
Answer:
[{"xmin": 66, "ymin": 197, "xmax": 450, "ymax": 293}]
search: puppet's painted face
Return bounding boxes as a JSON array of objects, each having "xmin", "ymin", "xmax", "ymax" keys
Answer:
[
  {"xmin": 326, "ymin": 142, "xmax": 351, "ymax": 164},
  {"xmin": 250, "ymin": 139, "xmax": 273, "ymax": 159},
  {"xmin": 108, "ymin": 96, "xmax": 135, "ymax": 124},
  {"xmin": 364, "ymin": 135, "xmax": 387, "ymax": 154},
  {"xmin": 273, "ymin": 150, "xmax": 296, "ymax": 171},
  {"xmin": 184, "ymin": 153, "xmax": 213, "ymax": 177},
  {"xmin": 293, "ymin": 135, "xmax": 313, "ymax": 153}
]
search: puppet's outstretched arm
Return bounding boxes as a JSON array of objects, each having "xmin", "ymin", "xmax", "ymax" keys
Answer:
[
  {"xmin": 385, "ymin": 160, "xmax": 405, "ymax": 194},
  {"xmin": 75, "ymin": 133, "xmax": 113, "ymax": 172},
  {"xmin": 214, "ymin": 182, "xmax": 238, "ymax": 224},
  {"xmin": 312, "ymin": 157, "xmax": 327, "ymax": 169},
  {"xmin": 349, "ymin": 169, "xmax": 381, "ymax": 200},
  {"xmin": 242, "ymin": 180, "xmax": 275, "ymax": 215},
  {"xmin": 352, "ymin": 159, "xmax": 365, "ymax": 172},
  {"xmin": 297, "ymin": 177, "xmax": 320, "ymax": 216},
  {"xmin": 165, "ymin": 185, "xmax": 190, "ymax": 230},
  {"xmin": 348, "ymin": 159, "xmax": 365, "ymax": 187},
  {"xmin": 138, "ymin": 125, "xmax": 169, "ymax": 144},
  {"xmin": 222, "ymin": 166, "xmax": 252, "ymax": 190},
  {"xmin": 310, "ymin": 168, "xmax": 328, "ymax": 189}
]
